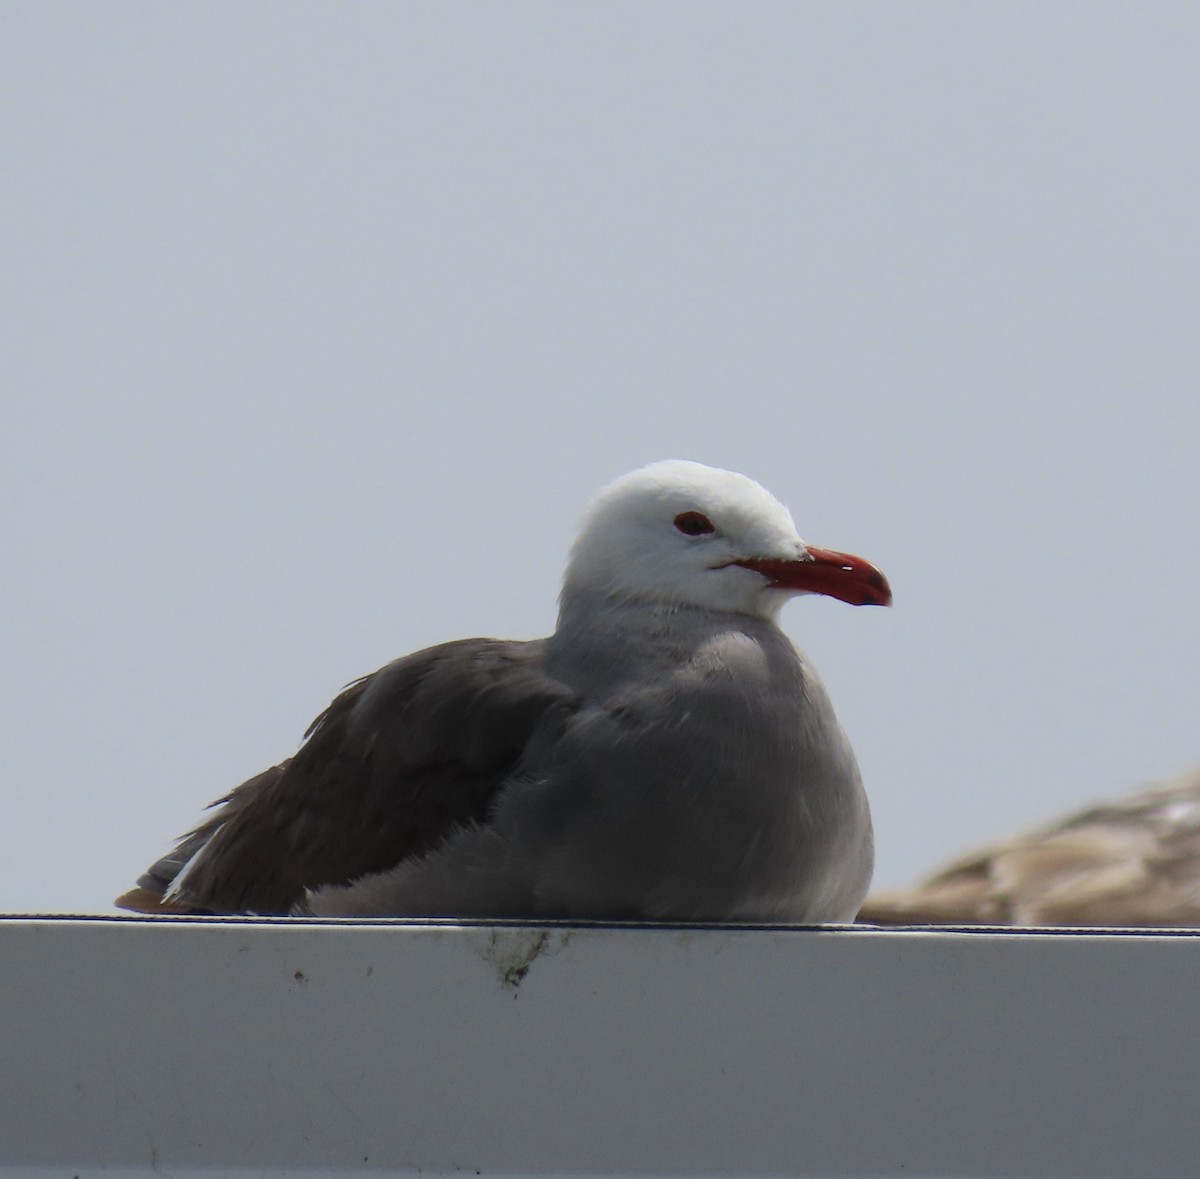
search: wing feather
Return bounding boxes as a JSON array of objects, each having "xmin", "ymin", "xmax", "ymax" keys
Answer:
[
  {"xmin": 118, "ymin": 638, "xmax": 576, "ymax": 915},
  {"xmin": 859, "ymin": 769, "xmax": 1200, "ymax": 927}
]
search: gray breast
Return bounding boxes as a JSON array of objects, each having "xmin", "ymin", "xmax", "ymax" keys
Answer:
[{"xmin": 483, "ymin": 607, "xmax": 874, "ymax": 922}]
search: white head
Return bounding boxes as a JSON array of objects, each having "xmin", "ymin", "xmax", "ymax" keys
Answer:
[{"xmin": 561, "ymin": 460, "xmax": 891, "ymax": 621}]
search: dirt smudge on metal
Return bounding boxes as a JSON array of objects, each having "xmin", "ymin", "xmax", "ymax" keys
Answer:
[{"xmin": 478, "ymin": 927, "xmax": 572, "ymax": 992}]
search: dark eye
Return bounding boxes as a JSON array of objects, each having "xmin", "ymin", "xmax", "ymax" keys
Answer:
[{"xmin": 674, "ymin": 511, "xmax": 715, "ymax": 537}]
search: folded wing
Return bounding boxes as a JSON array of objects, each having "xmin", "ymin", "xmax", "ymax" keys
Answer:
[{"xmin": 116, "ymin": 638, "xmax": 577, "ymax": 915}]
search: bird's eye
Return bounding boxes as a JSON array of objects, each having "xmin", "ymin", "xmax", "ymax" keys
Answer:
[{"xmin": 674, "ymin": 511, "xmax": 716, "ymax": 537}]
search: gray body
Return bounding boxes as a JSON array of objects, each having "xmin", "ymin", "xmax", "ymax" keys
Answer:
[
  {"xmin": 311, "ymin": 597, "xmax": 872, "ymax": 922},
  {"xmin": 135, "ymin": 598, "xmax": 872, "ymax": 923}
]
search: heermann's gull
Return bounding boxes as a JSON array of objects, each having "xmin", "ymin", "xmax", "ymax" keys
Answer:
[
  {"xmin": 859, "ymin": 767, "xmax": 1200, "ymax": 928},
  {"xmin": 116, "ymin": 460, "xmax": 891, "ymax": 921}
]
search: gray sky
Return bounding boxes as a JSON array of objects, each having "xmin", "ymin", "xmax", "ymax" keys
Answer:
[{"xmin": 3, "ymin": 3, "xmax": 1197, "ymax": 913}]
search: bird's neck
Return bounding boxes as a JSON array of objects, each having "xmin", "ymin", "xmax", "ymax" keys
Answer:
[
  {"xmin": 551, "ymin": 589, "xmax": 780, "ymax": 676},
  {"xmin": 556, "ymin": 588, "xmax": 762, "ymax": 636}
]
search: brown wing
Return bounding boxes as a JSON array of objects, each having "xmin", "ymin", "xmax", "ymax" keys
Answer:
[
  {"xmin": 859, "ymin": 768, "xmax": 1200, "ymax": 927},
  {"xmin": 116, "ymin": 638, "xmax": 577, "ymax": 915}
]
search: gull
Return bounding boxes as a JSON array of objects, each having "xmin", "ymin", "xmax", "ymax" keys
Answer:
[
  {"xmin": 860, "ymin": 767, "xmax": 1200, "ymax": 927},
  {"xmin": 117, "ymin": 460, "xmax": 891, "ymax": 922}
]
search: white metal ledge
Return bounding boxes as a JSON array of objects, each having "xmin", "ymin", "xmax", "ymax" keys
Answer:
[{"xmin": 1, "ymin": 917, "xmax": 1198, "ymax": 1178}]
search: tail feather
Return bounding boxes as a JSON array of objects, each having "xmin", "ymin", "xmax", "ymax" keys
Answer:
[
  {"xmin": 113, "ymin": 886, "xmax": 210, "ymax": 915},
  {"xmin": 113, "ymin": 764, "xmax": 289, "ymax": 915},
  {"xmin": 114, "ymin": 827, "xmax": 222, "ymax": 914}
]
